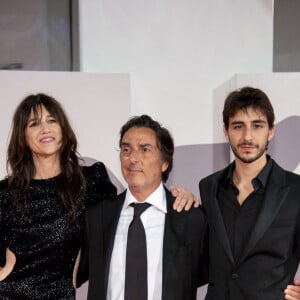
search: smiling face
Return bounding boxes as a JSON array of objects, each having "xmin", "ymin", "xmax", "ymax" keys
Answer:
[
  {"xmin": 25, "ymin": 105, "xmax": 62, "ymax": 161},
  {"xmin": 120, "ymin": 127, "xmax": 169, "ymax": 201},
  {"xmin": 224, "ymin": 107, "xmax": 274, "ymax": 164}
]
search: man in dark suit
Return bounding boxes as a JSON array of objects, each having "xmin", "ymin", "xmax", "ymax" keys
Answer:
[
  {"xmin": 199, "ymin": 86, "xmax": 300, "ymax": 300},
  {"xmin": 78, "ymin": 115, "xmax": 208, "ymax": 300}
]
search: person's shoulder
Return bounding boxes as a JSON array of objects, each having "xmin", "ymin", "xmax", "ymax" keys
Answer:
[
  {"xmin": 165, "ymin": 188, "xmax": 206, "ymax": 223},
  {"xmin": 174, "ymin": 206, "xmax": 207, "ymax": 241},
  {"xmin": 187, "ymin": 204, "xmax": 206, "ymax": 220},
  {"xmin": 271, "ymin": 160, "xmax": 300, "ymax": 185},
  {"xmin": 82, "ymin": 162, "xmax": 117, "ymax": 207},
  {"xmin": 283, "ymin": 170, "xmax": 300, "ymax": 187},
  {"xmin": 200, "ymin": 164, "xmax": 230, "ymax": 185},
  {"xmin": 82, "ymin": 161, "xmax": 115, "ymax": 188},
  {"xmin": 82, "ymin": 161, "xmax": 108, "ymax": 178}
]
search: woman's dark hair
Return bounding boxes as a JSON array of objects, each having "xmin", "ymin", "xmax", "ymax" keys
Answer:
[
  {"xmin": 7, "ymin": 93, "xmax": 85, "ymax": 220},
  {"xmin": 119, "ymin": 114, "xmax": 174, "ymax": 182},
  {"xmin": 223, "ymin": 86, "xmax": 275, "ymax": 130}
]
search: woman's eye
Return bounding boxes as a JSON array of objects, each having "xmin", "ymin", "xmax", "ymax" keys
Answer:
[{"xmin": 28, "ymin": 121, "xmax": 38, "ymax": 127}]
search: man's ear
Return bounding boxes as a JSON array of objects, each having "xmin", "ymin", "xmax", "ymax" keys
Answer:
[
  {"xmin": 268, "ymin": 124, "xmax": 275, "ymax": 142},
  {"xmin": 223, "ymin": 125, "xmax": 229, "ymax": 141},
  {"xmin": 161, "ymin": 161, "xmax": 169, "ymax": 173}
]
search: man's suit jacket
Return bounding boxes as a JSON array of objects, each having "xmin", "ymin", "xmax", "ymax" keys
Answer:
[
  {"xmin": 77, "ymin": 186, "xmax": 208, "ymax": 300},
  {"xmin": 199, "ymin": 159, "xmax": 300, "ymax": 300}
]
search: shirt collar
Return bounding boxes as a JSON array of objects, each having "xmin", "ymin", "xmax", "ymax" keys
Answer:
[
  {"xmin": 223, "ymin": 155, "xmax": 273, "ymax": 190},
  {"xmin": 124, "ymin": 183, "xmax": 167, "ymax": 214},
  {"xmin": 253, "ymin": 155, "xmax": 273, "ymax": 189}
]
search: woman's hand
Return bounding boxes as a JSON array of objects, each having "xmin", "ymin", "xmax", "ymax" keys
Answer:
[
  {"xmin": 0, "ymin": 248, "xmax": 16, "ymax": 281},
  {"xmin": 73, "ymin": 249, "xmax": 81, "ymax": 288}
]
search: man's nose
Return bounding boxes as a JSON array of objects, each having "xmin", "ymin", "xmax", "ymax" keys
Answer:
[
  {"xmin": 128, "ymin": 149, "xmax": 141, "ymax": 162},
  {"xmin": 243, "ymin": 127, "xmax": 253, "ymax": 140}
]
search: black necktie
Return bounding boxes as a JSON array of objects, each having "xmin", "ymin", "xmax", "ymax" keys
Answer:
[{"xmin": 125, "ymin": 202, "xmax": 151, "ymax": 300}]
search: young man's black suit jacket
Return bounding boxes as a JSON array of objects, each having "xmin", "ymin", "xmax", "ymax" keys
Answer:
[
  {"xmin": 199, "ymin": 159, "xmax": 300, "ymax": 300},
  {"xmin": 77, "ymin": 186, "xmax": 208, "ymax": 300}
]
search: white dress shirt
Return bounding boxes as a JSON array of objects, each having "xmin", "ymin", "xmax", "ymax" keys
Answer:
[{"xmin": 107, "ymin": 183, "xmax": 167, "ymax": 300}]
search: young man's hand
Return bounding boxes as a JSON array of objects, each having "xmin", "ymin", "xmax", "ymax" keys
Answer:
[
  {"xmin": 170, "ymin": 186, "xmax": 200, "ymax": 212},
  {"xmin": 285, "ymin": 279, "xmax": 300, "ymax": 300}
]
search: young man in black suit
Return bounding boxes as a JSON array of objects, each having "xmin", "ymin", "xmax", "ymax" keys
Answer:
[
  {"xmin": 78, "ymin": 115, "xmax": 208, "ymax": 299},
  {"xmin": 199, "ymin": 86, "xmax": 300, "ymax": 300}
]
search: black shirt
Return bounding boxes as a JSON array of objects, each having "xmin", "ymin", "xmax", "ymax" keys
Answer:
[{"xmin": 217, "ymin": 157, "xmax": 273, "ymax": 261}]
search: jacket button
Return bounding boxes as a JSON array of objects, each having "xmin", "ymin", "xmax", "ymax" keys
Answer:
[{"xmin": 231, "ymin": 273, "xmax": 239, "ymax": 279}]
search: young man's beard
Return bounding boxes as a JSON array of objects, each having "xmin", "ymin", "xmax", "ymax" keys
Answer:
[{"xmin": 230, "ymin": 141, "xmax": 269, "ymax": 164}]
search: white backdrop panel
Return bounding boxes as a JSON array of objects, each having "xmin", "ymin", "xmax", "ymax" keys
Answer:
[{"xmin": 79, "ymin": 0, "xmax": 273, "ymax": 146}]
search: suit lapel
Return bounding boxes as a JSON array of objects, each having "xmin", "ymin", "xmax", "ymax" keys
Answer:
[
  {"xmin": 162, "ymin": 188, "xmax": 186, "ymax": 296},
  {"xmin": 206, "ymin": 170, "xmax": 235, "ymax": 265},
  {"xmin": 102, "ymin": 190, "xmax": 125, "ymax": 296},
  {"xmin": 237, "ymin": 162, "xmax": 289, "ymax": 265}
]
